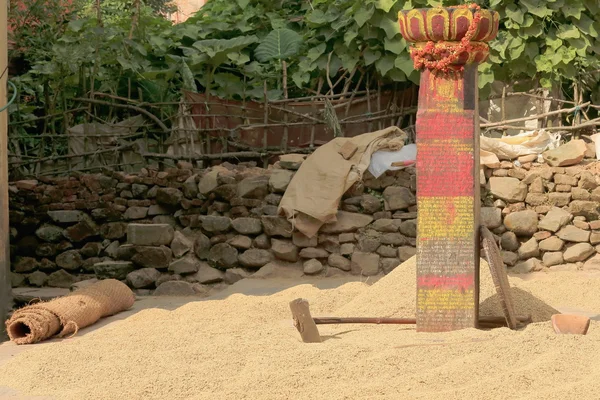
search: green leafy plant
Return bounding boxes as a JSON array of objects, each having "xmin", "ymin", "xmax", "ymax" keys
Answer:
[
  {"xmin": 9, "ymin": 0, "xmax": 600, "ymax": 160},
  {"xmin": 254, "ymin": 29, "xmax": 302, "ymax": 63}
]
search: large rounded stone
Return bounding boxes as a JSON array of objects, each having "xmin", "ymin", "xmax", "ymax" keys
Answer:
[
  {"xmin": 126, "ymin": 268, "xmax": 161, "ymax": 289},
  {"xmin": 231, "ymin": 218, "xmax": 263, "ymax": 235},
  {"xmin": 303, "ymin": 259, "xmax": 323, "ymax": 275},
  {"xmin": 238, "ymin": 249, "xmax": 273, "ymax": 268},
  {"xmin": 35, "ymin": 224, "xmax": 65, "ymax": 243},
  {"xmin": 563, "ymin": 243, "xmax": 595, "ymax": 263},
  {"xmin": 131, "ymin": 246, "xmax": 173, "ymax": 269},
  {"xmin": 194, "ymin": 233, "xmax": 211, "ymax": 260},
  {"xmin": 489, "ymin": 177, "xmax": 527, "ymax": 203},
  {"xmin": 500, "ymin": 232, "xmax": 519, "ymax": 251},
  {"xmin": 327, "ymin": 253, "xmax": 351, "ymax": 271},
  {"xmin": 271, "ymin": 239, "xmax": 299, "ymax": 262},
  {"xmin": 56, "ymin": 250, "xmax": 83, "ymax": 271},
  {"xmin": 503, "ymin": 210, "xmax": 538, "ymax": 236},
  {"xmin": 480, "ymin": 207, "xmax": 502, "ymax": 229},
  {"xmin": 209, "ymin": 243, "xmax": 239, "ymax": 268}
]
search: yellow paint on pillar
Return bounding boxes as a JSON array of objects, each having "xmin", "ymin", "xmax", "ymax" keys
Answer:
[
  {"xmin": 417, "ymin": 196, "xmax": 474, "ymax": 239},
  {"xmin": 417, "ymin": 288, "xmax": 475, "ymax": 311}
]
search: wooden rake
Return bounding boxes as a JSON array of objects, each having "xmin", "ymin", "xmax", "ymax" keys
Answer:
[{"xmin": 289, "ymin": 298, "xmax": 532, "ymax": 343}]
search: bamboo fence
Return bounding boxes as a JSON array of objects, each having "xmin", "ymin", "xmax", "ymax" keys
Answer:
[{"xmin": 7, "ymin": 85, "xmax": 600, "ymax": 179}]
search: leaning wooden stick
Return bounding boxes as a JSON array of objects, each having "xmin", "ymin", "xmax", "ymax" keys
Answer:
[{"xmin": 290, "ymin": 298, "xmax": 533, "ymax": 343}]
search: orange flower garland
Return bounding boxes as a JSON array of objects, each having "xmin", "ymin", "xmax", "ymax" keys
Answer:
[{"xmin": 411, "ymin": 3, "xmax": 482, "ymax": 73}]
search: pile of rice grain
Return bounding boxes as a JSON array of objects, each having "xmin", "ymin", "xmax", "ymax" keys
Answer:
[
  {"xmin": 337, "ymin": 257, "xmax": 559, "ymax": 322},
  {"xmin": 1, "ymin": 256, "xmax": 600, "ymax": 400}
]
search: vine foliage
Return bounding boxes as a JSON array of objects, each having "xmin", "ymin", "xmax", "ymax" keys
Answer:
[{"xmin": 8, "ymin": 0, "xmax": 600, "ymax": 133}]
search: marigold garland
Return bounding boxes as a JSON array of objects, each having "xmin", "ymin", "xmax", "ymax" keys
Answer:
[{"xmin": 411, "ymin": 3, "xmax": 482, "ymax": 73}]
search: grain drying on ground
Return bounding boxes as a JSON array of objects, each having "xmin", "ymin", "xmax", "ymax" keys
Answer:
[{"xmin": 2, "ymin": 256, "xmax": 600, "ymax": 400}]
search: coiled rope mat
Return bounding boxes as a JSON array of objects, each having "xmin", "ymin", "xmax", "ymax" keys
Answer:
[{"xmin": 6, "ymin": 279, "xmax": 135, "ymax": 345}]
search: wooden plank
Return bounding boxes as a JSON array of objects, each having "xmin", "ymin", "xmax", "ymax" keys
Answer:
[
  {"xmin": 0, "ymin": 0, "xmax": 10, "ymax": 341},
  {"xmin": 480, "ymin": 226, "xmax": 518, "ymax": 330},
  {"xmin": 289, "ymin": 298, "xmax": 321, "ymax": 343},
  {"xmin": 415, "ymin": 66, "xmax": 480, "ymax": 332}
]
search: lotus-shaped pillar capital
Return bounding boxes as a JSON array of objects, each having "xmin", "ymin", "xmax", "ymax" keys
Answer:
[{"xmin": 398, "ymin": 6, "xmax": 500, "ymax": 71}]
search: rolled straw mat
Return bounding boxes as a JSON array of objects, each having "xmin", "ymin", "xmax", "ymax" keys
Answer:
[{"xmin": 6, "ymin": 279, "xmax": 135, "ymax": 345}]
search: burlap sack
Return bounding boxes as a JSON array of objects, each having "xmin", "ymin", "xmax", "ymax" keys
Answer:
[{"xmin": 6, "ymin": 279, "xmax": 135, "ymax": 345}]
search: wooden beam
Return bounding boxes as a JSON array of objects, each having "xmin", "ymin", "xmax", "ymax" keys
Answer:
[{"xmin": 0, "ymin": 0, "xmax": 11, "ymax": 340}]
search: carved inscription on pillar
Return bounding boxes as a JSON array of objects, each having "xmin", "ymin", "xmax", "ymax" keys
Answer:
[{"xmin": 415, "ymin": 67, "xmax": 480, "ymax": 332}]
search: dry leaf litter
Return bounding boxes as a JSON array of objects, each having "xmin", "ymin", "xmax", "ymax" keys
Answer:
[{"xmin": 1, "ymin": 256, "xmax": 600, "ymax": 400}]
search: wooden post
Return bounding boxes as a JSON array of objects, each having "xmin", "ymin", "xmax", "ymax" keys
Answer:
[
  {"xmin": 399, "ymin": 7, "xmax": 499, "ymax": 332},
  {"xmin": 1, "ymin": 0, "xmax": 11, "ymax": 340},
  {"xmin": 289, "ymin": 298, "xmax": 321, "ymax": 343}
]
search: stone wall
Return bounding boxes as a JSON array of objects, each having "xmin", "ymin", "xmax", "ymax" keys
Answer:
[
  {"xmin": 8, "ymin": 149, "xmax": 600, "ymax": 296},
  {"xmin": 8, "ymin": 157, "xmax": 418, "ymax": 295},
  {"xmin": 482, "ymin": 157, "xmax": 600, "ymax": 273}
]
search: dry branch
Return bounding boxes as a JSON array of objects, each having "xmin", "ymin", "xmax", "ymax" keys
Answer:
[
  {"xmin": 74, "ymin": 97, "xmax": 169, "ymax": 133},
  {"xmin": 481, "ymin": 102, "xmax": 591, "ymax": 129}
]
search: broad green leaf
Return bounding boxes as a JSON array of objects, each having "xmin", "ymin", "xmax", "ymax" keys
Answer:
[
  {"xmin": 558, "ymin": 47, "xmax": 577, "ymax": 63},
  {"xmin": 375, "ymin": 0, "xmax": 395, "ymax": 13},
  {"xmin": 378, "ymin": 15, "xmax": 401, "ymax": 39},
  {"xmin": 524, "ymin": 42, "xmax": 539, "ymax": 59},
  {"xmin": 68, "ymin": 19, "xmax": 86, "ymax": 32},
  {"xmin": 376, "ymin": 54, "xmax": 396, "ymax": 76},
  {"xmin": 328, "ymin": 54, "xmax": 343, "ymax": 77},
  {"xmin": 384, "ymin": 37, "xmax": 405, "ymax": 54},
  {"xmin": 291, "ymin": 71, "xmax": 310, "ymax": 89},
  {"xmin": 540, "ymin": 77, "xmax": 553, "ymax": 89},
  {"xmin": 556, "ymin": 25, "xmax": 580, "ymax": 40},
  {"xmin": 505, "ymin": 4, "xmax": 524, "ymax": 24},
  {"xmin": 387, "ymin": 68, "xmax": 406, "ymax": 82},
  {"xmin": 563, "ymin": 3, "xmax": 585, "ymax": 19},
  {"xmin": 364, "ymin": 49, "xmax": 381, "ymax": 66},
  {"xmin": 338, "ymin": 52, "xmax": 359, "ymax": 71},
  {"xmin": 242, "ymin": 61, "xmax": 263, "ymax": 75},
  {"xmin": 254, "ymin": 29, "xmax": 302, "ymax": 62},
  {"xmin": 331, "ymin": 16, "xmax": 352, "ymax": 31},
  {"xmin": 395, "ymin": 53, "xmax": 415, "ymax": 76},
  {"xmin": 584, "ymin": 0, "xmax": 600, "ymax": 14},
  {"xmin": 236, "ymin": 0, "xmax": 250, "ymax": 8},
  {"xmin": 535, "ymin": 55, "xmax": 554, "ymax": 73},
  {"xmin": 193, "ymin": 36, "xmax": 258, "ymax": 66},
  {"xmin": 574, "ymin": 14, "xmax": 597, "ymax": 36},
  {"xmin": 522, "ymin": 24, "xmax": 543, "ymax": 37},
  {"xmin": 407, "ymin": 70, "xmax": 420, "ymax": 85},
  {"xmin": 307, "ymin": 10, "xmax": 337, "ymax": 24},
  {"xmin": 489, "ymin": 0, "xmax": 502, "ymax": 8},
  {"xmin": 213, "ymin": 73, "xmax": 245, "ymax": 97},
  {"xmin": 520, "ymin": 0, "xmax": 552, "ymax": 18},
  {"xmin": 227, "ymin": 52, "xmax": 251, "ymax": 64},
  {"xmin": 344, "ymin": 29, "xmax": 359, "ymax": 46},
  {"xmin": 567, "ymin": 37, "xmax": 589, "ymax": 51},
  {"xmin": 307, "ymin": 44, "xmax": 327, "ymax": 62},
  {"xmin": 509, "ymin": 42, "xmax": 526, "ymax": 59},
  {"xmin": 547, "ymin": 37, "xmax": 563, "ymax": 50},
  {"xmin": 354, "ymin": 5, "xmax": 375, "ymax": 27},
  {"xmin": 478, "ymin": 63, "xmax": 494, "ymax": 89},
  {"xmin": 522, "ymin": 15, "xmax": 535, "ymax": 28},
  {"xmin": 180, "ymin": 61, "xmax": 196, "ymax": 93}
]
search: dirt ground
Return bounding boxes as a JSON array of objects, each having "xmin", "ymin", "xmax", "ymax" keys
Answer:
[{"xmin": 1, "ymin": 260, "xmax": 600, "ymax": 400}]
